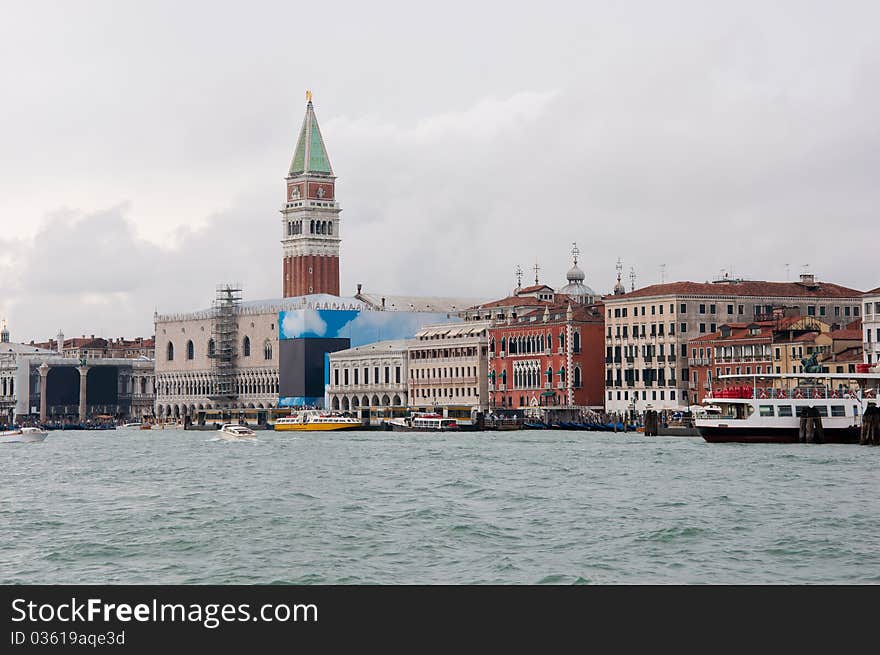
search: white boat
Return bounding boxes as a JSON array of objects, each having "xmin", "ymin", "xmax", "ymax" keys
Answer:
[
  {"xmin": 388, "ymin": 413, "xmax": 460, "ymax": 432},
  {"xmin": 120, "ymin": 422, "xmax": 143, "ymax": 429},
  {"xmin": 217, "ymin": 423, "xmax": 258, "ymax": 440},
  {"xmin": 696, "ymin": 372, "xmax": 879, "ymax": 444},
  {"xmin": 0, "ymin": 427, "xmax": 49, "ymax": 444}
]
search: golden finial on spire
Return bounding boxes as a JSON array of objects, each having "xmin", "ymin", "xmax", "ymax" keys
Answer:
[{"xmin": 306, "ymin": 89, "xmax": 312, "ymax": 103}]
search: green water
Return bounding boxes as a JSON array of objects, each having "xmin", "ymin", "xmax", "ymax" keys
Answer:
[{"xmin": 2, "ymin": 429, "xmax": 878, "ymax": 583}]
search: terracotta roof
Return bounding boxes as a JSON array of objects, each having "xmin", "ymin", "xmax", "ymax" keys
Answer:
[
  {"xmin": 829, "ymin": 329, "xmax": 862, "ymax": 341},
  {"xmin": 517, "ymin": 284, "xmax": 554, "ymax": 294},
  {"xmin": 467, "ymin": 296, "xmax": 548, "ymax": 311},
  {"xmin": 688, "ymin": 324, "xmax": 774, "ymax": 343},
  {"xmin": 864, "ymin": 287, "xmax": 880, "ymax": 296},
  {"xmin": 607, "ymin": 280, "xmax": 863, "ymax": 300},
  {"xmin": 785, "ymin": 332, "xmax": 821, "ymax": 343},
  {"xmin": 829, "ymin": 346, "xmax": 864, "ymax": 362},
  {"xmin": 517, "ymin": 302, "xmax": 603, "ymax": 324}
]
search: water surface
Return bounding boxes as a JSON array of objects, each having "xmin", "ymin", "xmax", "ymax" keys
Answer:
[{"xmin": 2, "ymin": 429, "xmax": 877, "ymax": 584}]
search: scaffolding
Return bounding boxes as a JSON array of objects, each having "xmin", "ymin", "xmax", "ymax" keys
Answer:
[{"xmin": 209, "ymin": 284, "xmax": 241, "ymax": 401}]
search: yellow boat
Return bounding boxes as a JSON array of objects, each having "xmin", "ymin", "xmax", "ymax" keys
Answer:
[{"xmin": 274, "ymin": 411, "xmax": 363, "ymax": 432}]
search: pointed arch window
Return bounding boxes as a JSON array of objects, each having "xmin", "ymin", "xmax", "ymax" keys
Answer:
[
  {"xmin": 207, "ymin": 339, "xmax": 216, "ymax": 358},
  {"xmin": 166, "ymin": 342, "xmax": 174, "ymax": 361},
  {"xmin": 186, "ymin": 340, "xmax": 194, "ymax": 360},
  {"xmin": 264, "ymin": 341, "xmax": 273, "ymax": 360},
  {"xmin": 574, "ymin": 366, "xmax": 582, "ymax": 388},
  {"xmin": 573, "ymin": 331, "xmax": 581, "ymax": 353},
  {"xmin": 243, "ymin": 336, "xmax": 251, "ymax": 357}
]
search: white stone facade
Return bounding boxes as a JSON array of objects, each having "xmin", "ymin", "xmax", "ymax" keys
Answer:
[
  {"xmin": 603, "ymin": 279, "xmax": 865, "ymax": 413},
  {"xmin": 407, "ymin": 322, "xmax": 490, "ymax": 410},
  {"xmin": 154, "ymin": 305, "xmax": 280, "ymax": 418},
  {"xmin": 327, "ymin": 340, "xmax": 408, "ymax": 412}
]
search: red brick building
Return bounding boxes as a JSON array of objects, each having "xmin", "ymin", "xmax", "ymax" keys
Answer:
[
  {"xmin": 688, "ymin": 322, "xmax": 775, "ymax": 404},
  {"xmin": 488, "ymin": 302, "xmax": 605, "ymax": 409}
]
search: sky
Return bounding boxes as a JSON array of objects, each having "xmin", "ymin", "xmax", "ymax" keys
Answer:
[{"xmin": 1, "ymin": 0, "xmax": 878, "ymax": 341}]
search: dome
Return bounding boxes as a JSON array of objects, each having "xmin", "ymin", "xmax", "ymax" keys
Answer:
[
  {"xmin": 566, "ymin": 264, "xmax": 586, "ymax": 283},
  {"xmin": 557, "ymin": 280, "xmax": 596, "ymax": 299}
]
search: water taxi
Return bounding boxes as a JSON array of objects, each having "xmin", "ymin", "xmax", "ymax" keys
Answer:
[
  {"xmin": 388, "ymin": 413, "xmax": 460, "ymax": 432},
  {"xmin": 695, "ymin": 373, "xmax": 879, "ymax": 444},
  {"xmin": 217, "ymin": 423, "xmax": 258, "ymax": 440},
  {"xmin": 274, "ymin": 411, "xmax": 363, "ymax": 432},
  {"xmin": 0, "ymin": 427, "xmax": 49, "ymax": 444}
]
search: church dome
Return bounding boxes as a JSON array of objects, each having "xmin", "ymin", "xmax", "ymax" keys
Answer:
[
  {"xmin": 556, "ymin": 243, "xmax": 595, "ymax": 301},
  {"xmin": 558, "ymin": 280, "xmax": 596, "ymax": 298},
  {"xmin": 566, "ymin": 263, "xmax": 586, "ymax": 283}
]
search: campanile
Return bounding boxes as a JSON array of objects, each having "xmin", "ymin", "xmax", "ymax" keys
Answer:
[{"xmin": 281, "ymin": 93, "xmax": 341, "ymax": 297}]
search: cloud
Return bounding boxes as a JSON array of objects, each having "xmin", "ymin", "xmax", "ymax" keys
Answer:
[
  {"xmin": 281, "ymin": 309, "xmax": 328, "ymax": 339},
  {"xmin": 2, "ymin": 2, "xmax": 879, "ymax": 342}
]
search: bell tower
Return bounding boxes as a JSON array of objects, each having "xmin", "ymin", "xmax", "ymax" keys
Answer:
[{"xmin": 281, "ymin": 92, "xmax": 341, "ymax": 297}]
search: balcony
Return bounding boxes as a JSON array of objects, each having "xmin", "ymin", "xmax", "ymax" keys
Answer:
[
  {"xmin": 557, "ymin": 382, "xmax": 565, "ymax": 389},
  {"xmin": 625, "ymin": 356, "xmax": 635, "ymax": 363},
  {"xmin": 544, "ymin": 349, "xmax": 551, "ymax": 356},
  {"xmin": 498, "ymin": 384, "xmax": 506, "ymax": 391},
  {"xmin": 544, "ymin": 382, "xmax": 551, "ymax": 389},
  {"xmin": 657, "ymin": 355, "xmax": 666, "ymax": 363}
]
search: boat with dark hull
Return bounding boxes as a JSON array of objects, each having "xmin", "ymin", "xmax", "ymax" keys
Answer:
[{"xmin": 696, "ymin": 373, "xmax": 879, "ymax": 444}]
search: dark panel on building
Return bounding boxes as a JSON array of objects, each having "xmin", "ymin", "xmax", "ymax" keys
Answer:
[
  {"xmin": 86, "ymin": 366, "xmax": 119, "ymax": 405},
  {"xmin": 45, "ymin": 367, "xmax": 79, "ymax": 406},
  {"xmin": 279, "ymin": 338, "xmax": 350, "ymax": 399}
]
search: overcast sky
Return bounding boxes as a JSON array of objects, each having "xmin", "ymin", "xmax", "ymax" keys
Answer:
[{"xmin": 1, "ymin": 0, "xmax": 878, "ymax": 341}]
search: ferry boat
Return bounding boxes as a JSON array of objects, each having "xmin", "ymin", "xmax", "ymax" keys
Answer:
[
  {"xmin": 274, "ymin": 411, "xmax": 363, "ymax": 432},
  {"xmin": 388, "ymin": 413, "xmax": 460, "ymax": 432},
  {"xmin": 695, "ymin": 373, "xmax": 879, "ymax": 444},
  {"xmin": 217, "ymin": 423, "xmax": 257, "ymax": 440},
  {"xmin": 0, "ymin": 427, "xmax": 49, "ymax": 444}
]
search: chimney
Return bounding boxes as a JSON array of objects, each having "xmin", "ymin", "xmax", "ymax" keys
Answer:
[
  {"xmin": 799, "ymin": 272, "xmax": 816, "ymax": 286},
  {"xmin": 356, "ymin": 283, "xmax": 362, "ymax": 295}
]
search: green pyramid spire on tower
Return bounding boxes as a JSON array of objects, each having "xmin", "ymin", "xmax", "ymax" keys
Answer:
[{"xmin": 289, "ymin": 92, "xmax": 333, "ymax": 177}]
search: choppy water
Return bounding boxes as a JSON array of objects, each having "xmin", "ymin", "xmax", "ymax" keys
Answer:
[{"xmin": 1, "ymin": 429, "xmax": 878, "ymax": 584}]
